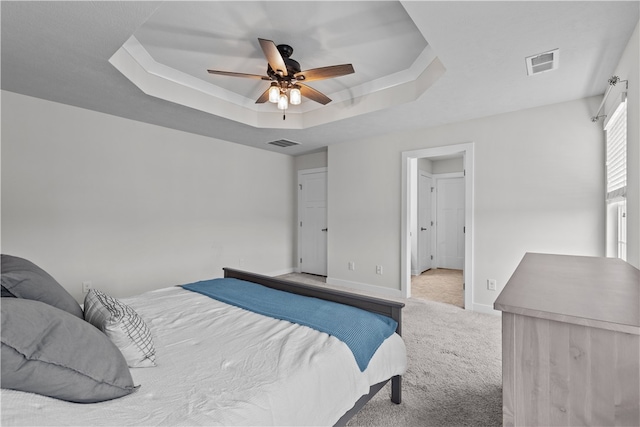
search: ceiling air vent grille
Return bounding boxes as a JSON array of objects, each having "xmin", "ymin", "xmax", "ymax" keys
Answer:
[
  {"xmin": 526, "ymin": 49, "xmax": 559, "ymax": 76},
  {"xmin": 267, "ymin": 139, "xmax": 300, "ymax": 148}
]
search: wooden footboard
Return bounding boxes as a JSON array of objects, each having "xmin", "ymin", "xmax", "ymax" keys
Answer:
[
  {"xmin": 222, "ymin": 268, "xmax": 405, "ymax": 415},
  {"xmin": 223, "ymin": 268, "xmax": 404, "ymax": 334}
]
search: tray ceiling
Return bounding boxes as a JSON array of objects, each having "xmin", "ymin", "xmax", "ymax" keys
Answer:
[{"xmin": 111, "ymin": 1, "xmax": 443, "ymax": 129}]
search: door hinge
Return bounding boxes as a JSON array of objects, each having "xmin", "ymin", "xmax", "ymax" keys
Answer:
[
  {"xmin": 463, "ymin": 169, "xmax": 466, "ymax": 177},
  {"xmin": 431, "ymin": 221, "xmax": 434, "ymax": 226},
  {"xmin": 430, "ymin": 255, "xmax": 434, "ymax": 260},
  {"xmin": 463, "ymin": 282, "xmax": 465, "ymax": 290},
  {"xmin": 300, "ymin": 221, "xmax": 303, "ymax": 227},
  {"xmin": 431, "ymin": 187, "xmax": 434, "ymax": 192},
  {"xmin": 300, "ymin": 258, "xmax": 302, "ymax": 263},
  {"xmin": 299, "ymin": 184, "xmax": 302, "ymax": 190},
  {"xmin": 463, "ymin": 226, "xmax": 466, "ymax": 233}
]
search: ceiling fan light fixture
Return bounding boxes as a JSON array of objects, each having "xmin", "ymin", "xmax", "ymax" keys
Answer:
[
  {"xmin": 277, "ymin": 93, "xmax": 289, "ymax": 110},
  {"xmin": 290, "ymin": 86, "xmax": 302, "ymax": 105},
  {"xmin": 268, "ymin": 83, "xmax": 280, "ymax": 103},
  {"xmin": 207, "ymin": 38, "xmax": 354, "ymax": 117}
]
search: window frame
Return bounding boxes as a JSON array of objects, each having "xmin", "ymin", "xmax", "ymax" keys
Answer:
[{"xmin": 604, "ymin": 97, "xmax": 627, "ymax": 261}]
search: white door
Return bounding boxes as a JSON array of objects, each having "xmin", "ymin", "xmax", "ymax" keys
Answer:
[
  {"xmin": 418, "ymin": 173, "xmax": 433, "ymax": 273},
  {"xmin": 436, "ymin": 177, "xmax": 465, "ymax": 269},
  {"xmin": 299, "ymin": 169, "xmax": 327, "ymax": 275}
]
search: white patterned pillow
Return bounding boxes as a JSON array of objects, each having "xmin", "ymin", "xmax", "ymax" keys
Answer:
[{"xmin": 84, "ymin": 289, "xmax": 156, "ymax": 368}]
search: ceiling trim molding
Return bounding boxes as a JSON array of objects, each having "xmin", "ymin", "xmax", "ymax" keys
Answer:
[{"xmin": 109, "ymin": 35, "xmax": 445, "ymax": 130}]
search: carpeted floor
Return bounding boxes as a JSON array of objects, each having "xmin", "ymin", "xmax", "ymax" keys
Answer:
[
  {"xmin": 278, "ymin": 273, "xmax": 503, "ymax": 427},
  {"xmin": 412, "ymin": 268, "xmax": 464, "ymax": 308},
  {"xmin": 346, "ymin": 297, "xmax": 502, "ymax": 427}
]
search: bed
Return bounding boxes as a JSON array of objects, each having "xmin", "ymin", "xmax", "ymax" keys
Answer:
[{"xmin": 1, "ymin": 255, "xmax": 406, "ymax": 426}]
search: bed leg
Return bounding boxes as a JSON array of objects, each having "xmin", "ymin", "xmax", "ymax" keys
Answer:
[{"xmin": 391, "ymin": 375, "xmax": 402, "ymax": 404}]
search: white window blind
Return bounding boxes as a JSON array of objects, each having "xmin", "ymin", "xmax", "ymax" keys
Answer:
[
  {"xmin": 604, "ymin": 96, "xmax": 627, "ymax": 261},
  {"xmin": 605, "ymin": 99, "xmax": 627, "ymax": 201}
]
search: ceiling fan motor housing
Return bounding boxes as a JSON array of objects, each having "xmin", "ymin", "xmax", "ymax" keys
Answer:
[
  {"xmin": 277, "ymin": 44, "xmax": 293, "ymax": 58},
  {"xmin": 267, "ymin": 44, "xmax": 301, "ymax": 80}
]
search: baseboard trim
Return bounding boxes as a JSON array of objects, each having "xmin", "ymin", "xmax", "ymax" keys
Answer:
[
  {"xmin": 326, "ymin": 277, "xmax": 404, "ymax": 299},
  {"xmin": 472, "ymin": 303, "xmax": 501, "ymax": 316}
]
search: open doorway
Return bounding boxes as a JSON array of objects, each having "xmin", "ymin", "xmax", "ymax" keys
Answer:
[
  {"xmin": 412, "ymin": 156, "xmax": 465, "ymax": 307},
  {"xmin": 401, "ymin": 143, "xmax": 474, "ymax": 309}
]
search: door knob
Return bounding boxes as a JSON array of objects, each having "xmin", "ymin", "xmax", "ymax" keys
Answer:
[
  {"xmin": 421, "ymin": 227, "xmax": 427, "ymax": 231},
  {"xmin": 321, "ymin": 228, "xmax": 328, "ymax": 232}
]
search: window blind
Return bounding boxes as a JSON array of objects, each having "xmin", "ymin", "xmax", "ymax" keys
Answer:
[{"xmin": 605, "ymin": 99, "xmax": 627, "ymax": 201}]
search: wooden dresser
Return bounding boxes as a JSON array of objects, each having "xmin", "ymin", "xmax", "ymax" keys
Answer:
[{"xmin": 494, "ymin": 253, "xmax": 639, "ymax": 426}]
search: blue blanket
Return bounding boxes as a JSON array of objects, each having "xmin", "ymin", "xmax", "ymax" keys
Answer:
[{"xmin": 181, "ymin": 278, "xmax": 397, "ymax": 371}]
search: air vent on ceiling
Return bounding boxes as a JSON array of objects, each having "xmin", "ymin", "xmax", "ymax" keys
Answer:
[
  {"xmin": 525, "ymin": 49, "xmax": 559, "ymax": 76},
  {"xmin": 267, "ymin": 139, "xmax": 301, "ymax": 148}
]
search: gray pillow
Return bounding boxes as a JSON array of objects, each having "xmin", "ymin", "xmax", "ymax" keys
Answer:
[
  {"xmin": 1, "ymin": 298, "xmax": 138, "ymax": 403},
  {"xmin": 1, "ymin": 286, "xmax": 16, "ymax": 298},
  {"xmin": 1, "ymin": 254, "xmax": 83, "ymax": 318}
]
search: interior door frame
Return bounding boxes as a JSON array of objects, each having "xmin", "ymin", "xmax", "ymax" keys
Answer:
[
  {"xmin": 401, "ymin": 143, "xmax": 474, "ymax": 309},
  {"xmin": 297, "ymin": 167, "xmax": 328, "ymax": 275}
]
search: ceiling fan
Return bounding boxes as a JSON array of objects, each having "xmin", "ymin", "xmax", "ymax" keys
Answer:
[{"xmin": 207, "ymin": 38, "xmax": 354, "ymax": 118}]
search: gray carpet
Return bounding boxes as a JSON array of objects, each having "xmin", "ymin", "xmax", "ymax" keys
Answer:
[
  {"xmin": 347, "ymin": 297, "xmax": 502, "ymax": 427},
  {"xmin": 278, "ymin": 273, "xmax": 503, "ymax": 426}
]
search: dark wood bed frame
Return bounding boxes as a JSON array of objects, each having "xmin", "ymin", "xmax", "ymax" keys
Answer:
[{"xmin": 223, "ymin": 268, "xmax": 404, "ymax": 426}]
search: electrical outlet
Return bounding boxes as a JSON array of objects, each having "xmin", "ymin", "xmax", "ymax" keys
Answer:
[
  {"xmin": 82, "ymin": 281, "xmax": 92, "ymax": 294},
  {"xmin": 376, "ymin": 265, "xmax": 383, "ymax": 275},
  {"xmin": 487, "ymin": 279, "xmax": 497, "ymax": 291},
  {"xmin": 348, "ymin": 261, "xmax": 355, "ymax": 271}
]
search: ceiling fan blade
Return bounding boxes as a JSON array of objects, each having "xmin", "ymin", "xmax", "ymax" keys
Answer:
[
  {"xmin": 258, "ymin": 38, "xmax": 288, "ymax": 77},
  {"xmin": 255, "ymin": 88, "xmax": 270, "ymax": 104},
  {"xmin": 207, "ymin": 70, "xmax": 270, "ymax": 80},
  {"xmin": 294, "ymin": 64, "xmax": 354, "ymax": 83},
  {"xmin": 299, "ymin": 83, "xmax": 332, "ymax": 105}
]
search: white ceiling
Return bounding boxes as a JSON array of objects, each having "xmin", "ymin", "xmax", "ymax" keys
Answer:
[
  {"xmin": 113, "ymin": 1, "xmax": 440, "ymax": 129},
  {"xmin": 2, "ymin": 1, "xmax": 638, "ymax": 156},
  {"xmin": 134, "ymin": 1, "xmax": 427, "ymax": 102}
]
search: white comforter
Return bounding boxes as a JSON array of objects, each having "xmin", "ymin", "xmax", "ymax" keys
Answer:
[{"xmin": 1, "ymin": 286, "xmax": 406, "ymax": 426}]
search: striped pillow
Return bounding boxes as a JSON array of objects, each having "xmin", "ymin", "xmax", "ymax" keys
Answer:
[{"xmin": 84, "ymin": 289, "xmax": 156, "ymax": 368}]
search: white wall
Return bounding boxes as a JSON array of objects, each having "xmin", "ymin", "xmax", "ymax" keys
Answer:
[
  {"xmin": 295, "ymin": 150, "xmax": 328, "ymax": 171},
  {"xmin": 328, "ymin": 96, "xmax": 605, "ymax": 309},
  {"xmin": 432, "ymin": 157, "xmax": 463, "ymax": 174},
  {"xmin": 418, "ymin": 158, "xmax": 432, "ymax": 173},
  {"xmin": 1, "ymin": 91, "xmax": 296, "ymax": 301}
]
